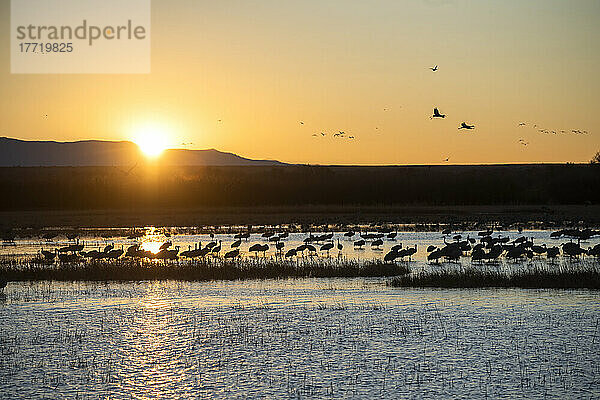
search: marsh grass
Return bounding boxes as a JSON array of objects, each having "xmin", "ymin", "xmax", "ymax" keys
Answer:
[
  {"xmin": 0, "ymin": 256, "xmax": 410, "ymax": 282},
  {"xmin": 389, "ymin": 261, "xmax": 600, "ymax": 289}
]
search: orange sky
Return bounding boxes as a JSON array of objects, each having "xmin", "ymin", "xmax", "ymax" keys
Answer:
[{"xmin": 1, "ymin": 0, "xmax": 599, "ymax": 165}]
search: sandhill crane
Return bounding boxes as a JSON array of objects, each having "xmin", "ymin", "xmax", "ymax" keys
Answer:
[
  {"xmin": 285, "ymin": 248, "xmax": 298, "ymax": 258},
  {"xmin": 405, "ymin": 245, "xmax": 417, "ymax": 260},
  {"xmin": 371, "ymin": 239, "xmax": 384, "ymax": 249},
  {"xmin": 344, "ymin": 231, "xmax": 355, "ymax": 238},
  {"xmin": 430, "ymin": 65, "xmax": 438, "ymax": 71},
  {"xmin": 531, "ymin": 244, "xmax": 547, "ymax": 255},
  {"xmin": 471, "ymin": 247, "xmax": 485, "ymax": 261},
  {"xmin": 41, "ymin": 249, "xmax": 56, "ymax": 260},
  {"xmin": 562, "ymin": 242, "xmax": 585, "ymax": 257},
  {"xmin": 275, "ymin": 242, "xmax": 285, "ymax": 253},
  {"xmin": 224, "ymin": 249, "xmax": 239, "ymax": 259},
  {"xmin": 384, "ymin": 249, "xmax": 399, "ymax": 262},
  {"xmin": 458, "ymin": 122, "xmax": 475, "ymax": 130},
  {"xmin": 104, "ymin": 244, "xmax": 114, "ymax": 253},
  {"xmin": 391, "ymin": 244, "xmax": 403, "ymax": 252},
  {"xmin": 305, "ymin": 244, "xmax": 317, "ymax": 256},
  {"xmin": 156, "ymin": 246, "xmax": 179, "ymax": 260},
  {"xmin": 198, "ymin": 246, "xmax": 211, "ymax": 258},
  {"xmin": 107, "ymin": 247, "xmax": 124, "ymax": 259},
  {"xmin": 546, "ymin": 246, "xmax": 560, "ymax": 258},
  {"xmin": 431, "ymin": 108, "xmax": 445, "ymax": 119},
  {"xmin": 587, "ymin": 244, "xmax": 600, "ymax": 258},
  {"xmin": 337, "ymin": 240, "xmax": 343, "ymax": 252},
  {"xmin": 427, "ymin": 248, "xmax": 443, "ymax": 263},
  {"xmin": 296, "ymin": 244, "xmax": 308, "ymax": 256},
  {"xmin": 486, "ymin": 245, "xmax": 503, "ymax": 261},
  {"xmin": 231, "ymin": 239, "xmax": 242, "ymax": 248},
  {"xmin": 58, "ymin": 253, "xmax": 79, "ymax": 263},
  {"xmin": 211, "ymin": 241, "xmax": 222, "ymax": 256},
  {"xmin": 249, "ymin": 243, "xmax": 264, "ymax": 257},
  {"xmin": 320, "ymin": 242, "xmax": 334, "ymax": 255},
  {"xmin": 354, "ymin": 239, "xmax": 366, "ymax": 249}
]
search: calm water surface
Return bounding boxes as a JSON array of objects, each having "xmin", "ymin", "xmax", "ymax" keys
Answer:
[{"xmin": 1, "ymin": 279, "xmax": 599, "ymax": 399}]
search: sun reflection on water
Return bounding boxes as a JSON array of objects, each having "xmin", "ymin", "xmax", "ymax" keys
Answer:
[{"xmin": 140, "ymin": 241, "xmax": 162, "ymax": 254}]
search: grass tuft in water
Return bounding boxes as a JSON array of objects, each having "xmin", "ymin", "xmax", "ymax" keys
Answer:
[
  {"xmin": 389, "ymin": 262, "xmax": 600, "ymax": 289},
  {"xmin": 0, "ymin": 257, "xmax": 410, "ymax": 282}
]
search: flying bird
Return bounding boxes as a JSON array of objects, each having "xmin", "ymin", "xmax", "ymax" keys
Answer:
[
  {"xmin": 300, "ymin": 121, "xmax": 304, "ymax": 125},
  {"xmin": 458, "ymin": 122, "xmax": 475, "ymax": 130},
  {"xmin": 518, "ymin": 122, "xmax": 526, "ymax": 126},
  {"xmin": 320, "ymin": 132, "xmax": 326, "ymax": 136},
  {"xmin": 444, "ymin": 157, "xmax": 450, "ymax": 162},
  {"xmin": 518, "ymin": 139, "xmax": 529, "ymax": 146},
  {"xmin": 431, "ymin": 108, "xmax": 445, "ymax": 119},
  {"xmin": 430, "ymin": 65, "xmax": 438, "ymax": 71}
]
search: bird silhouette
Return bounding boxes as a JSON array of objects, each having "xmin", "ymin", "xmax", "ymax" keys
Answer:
[
  {"xmin": 430, "ymin": 65, "xmax": 438, "ymax": 71},
  {"xmin": 431, "ymin": 108, "xmax": 445, "ymax": 119},
  {"xmin": 458, "ymin": 122, "xmax": 475, "ymax": 130},
  {"xmin": 224, "ymin": 249, "xmax": 239, "ymax": 259}
]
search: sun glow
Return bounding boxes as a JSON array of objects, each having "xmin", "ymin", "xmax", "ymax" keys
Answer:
[{"xmin": 133, "ymin": 124, "xmax": 171, "ymax": 158}]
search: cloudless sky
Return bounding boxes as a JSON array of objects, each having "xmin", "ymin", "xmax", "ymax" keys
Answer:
[{"xmin": 1, "ymin": 0, "xmax": 599, "ymax": 164}]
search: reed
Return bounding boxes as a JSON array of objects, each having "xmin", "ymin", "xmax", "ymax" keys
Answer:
[
  {"xmin": 0, "ymin": 257, "xmax": 410, "ymax": 282},
  {"xmin": 389, "ymin": 262, "xmax": 600, "ymax": 289}
]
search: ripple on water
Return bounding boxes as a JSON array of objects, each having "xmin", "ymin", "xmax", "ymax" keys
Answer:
[{"xmin": 0, "ymin": 279, "xmax": 599, "ymax": 399}]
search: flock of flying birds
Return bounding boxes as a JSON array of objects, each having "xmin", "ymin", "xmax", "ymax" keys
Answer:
[
  {"xmin": 295, "ymin": 64, "xmax": 592, "ymax": 160},
  {"xmin": 303, "ymin": 64, "xmax": 478, "ymax": 151},
  {"xmin": 156, "ymin": 64, "xmax": 591, "ymax": 155},
  {"xmin": 516, "ymin": 122, "xmax": 590, "ymax": 147}
]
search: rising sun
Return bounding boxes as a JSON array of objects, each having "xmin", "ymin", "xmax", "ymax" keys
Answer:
[{"xmin": 133, "ymin": 124, "xmax": 171, "ymax": 158}]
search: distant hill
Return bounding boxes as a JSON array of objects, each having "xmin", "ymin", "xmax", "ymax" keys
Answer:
[{"xmin": 0, "ymin": 137, "xmax": 285, "ymax": 166}]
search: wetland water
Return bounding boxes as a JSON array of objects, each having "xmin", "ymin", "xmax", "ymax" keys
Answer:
[
  {"xmin": 2, "ymin": 229, "xmax": 599, "ymax": 270},
  {"xmin": 1, "ymin": 279, "xmax": 599, "ymax": 399}
]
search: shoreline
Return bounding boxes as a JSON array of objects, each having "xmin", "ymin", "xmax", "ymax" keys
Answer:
[{"xmin": 2, "ymin": 204, "xmax": 600, "ymax": 228}]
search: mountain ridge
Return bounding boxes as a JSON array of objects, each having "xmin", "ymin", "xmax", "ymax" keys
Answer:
[{"xmin": 0, "ymin": 137, "xmax": 285, "ymax": 167}]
